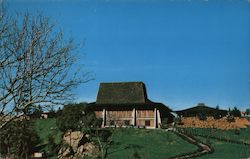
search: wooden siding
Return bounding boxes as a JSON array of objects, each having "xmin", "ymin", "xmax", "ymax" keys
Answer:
[
  {"xmin": 94, "ymin": 109, "xmax": 158, "ymax": 128},
  {"xmin": 107, "ymin": 110, "xmax": 132, "ymax": 119},
  {"xmin": 137, "ymin": 110, "xmax": 154, "ymax": 118},
  {"xmin": 137, "ymin": 119, "xmax": 155, "ymax": 127},
  {"xmin": 95, "ymin": 111, "xmax": 103, "ymax": 118}
]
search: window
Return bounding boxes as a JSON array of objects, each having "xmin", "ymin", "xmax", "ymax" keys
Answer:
[
  {"xmin": 124, "ymin": 120, "xmax": 130, "ymax": 126},
  {"xmin": 145, "ymin": 120, "xmax": 150, "ymax": 126}
]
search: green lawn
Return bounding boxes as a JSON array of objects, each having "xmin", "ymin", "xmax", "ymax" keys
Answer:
[
  {"xmin": 106, "ymin": 129, "xmax": 197, "ymax": 159},
  {"xmin": 196, "ymin": 136, "xmax": 250, "ymax": 159},
  {"xmin": 33, "ymin": 118, "xmax": 62, "ymax": 152},
  {"xmin": 181, "ymin": 126, "xmax": 250, "ymax": 159},
  {"xmin": 33, "ymin": 119, "xmax": 198, "ymax": 159},
  {"xmin": 34, "ymin": 118, "xmax": 250, "ymax": 159},
  {"xmin": 182, "ymin": 126, "xmax": 250, "ymax": 144}
]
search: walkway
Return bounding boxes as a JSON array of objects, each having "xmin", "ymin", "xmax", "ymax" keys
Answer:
[{"xmin": 168, "ymin": 129, "xmax": 213, "ymax": 159}]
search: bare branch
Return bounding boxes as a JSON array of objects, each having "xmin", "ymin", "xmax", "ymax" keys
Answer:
[{"xmin": 0, "ymin": 10, "xmax": 91, "ymax": 129}]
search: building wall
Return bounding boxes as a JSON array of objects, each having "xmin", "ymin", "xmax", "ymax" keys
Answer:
[
  {"xmin": 94, "ymin": 108, "xmax": 160, "ymax": 128},
  {"xmin": 107, "ymin": 110, "xmax": 132, "ymax": 118},
  {"xmin": 137, "ymin": 110, "xmax": 154, "ymax": 118},
  {"xmin": 136, "ymin": 119, "xmax": 154, "ymax": 127},
  {"xmin": 95, "ymin": 111, "xmax": 103, "ymax": 118}
]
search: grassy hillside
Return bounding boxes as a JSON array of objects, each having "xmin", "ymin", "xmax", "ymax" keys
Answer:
[
  {"xmin": 182, "ymin": 126, "xmax": 250, "ymax": 159},
  {"xmin": 196, "ymin": 136, "xmax": 250, "ymax": 159},
  {"xmin": 106, "ymin": 129, "xmax": 197, "ymax": 159},
  {"xmin": 33, "ymin": 119, "xmax": 197, "ymax": 158},
  {"xmin": 33, "ymin": 118, "xmax": 250, "ymax": 159},
  {"xmin": 33, "ymin": 118, "xmax": 62, "ymax": 153},
  {"xmin": 183, "ymin": 126, "xmax": 250, "ymax": 144}
]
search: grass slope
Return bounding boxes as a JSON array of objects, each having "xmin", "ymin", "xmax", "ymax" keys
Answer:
[
  {"xmin": 182, "ymin": 125, "xmax": 250, "ymax": 159},
  {"xmin": 106, "ymin": 129, "xmax": 197, "ymax": 159},
  {"xmin": 33, "ymin": 118, "xmax": 62, "ymax": 152},
  {"xmin": 33, "ymin": 118, "xmax": 250, "ymax": 159},
  {"xmin": 196, "ymin": 136, "xmax": 250, "ymax": 159},
  {"xmin": 183, "ymin": 126, "xmax": 250, "ymax": 144}
]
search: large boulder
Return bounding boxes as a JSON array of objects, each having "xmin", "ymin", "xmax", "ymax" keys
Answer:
[{"xmin": 58, "ymin": 131, "xmax": 99, "ymax": 159}]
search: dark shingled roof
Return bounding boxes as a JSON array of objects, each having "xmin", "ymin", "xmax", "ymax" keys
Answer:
[
  {"xmin": 175, "ymin": 103, "xmax": 228, "ymax": 117},
  {"xmin": 89, "ymin": 81, "xmax": 174, "ymax": 122},
  {"xmin": 96, "ymin": 82, "xmax": 148, "ymax": 104}
]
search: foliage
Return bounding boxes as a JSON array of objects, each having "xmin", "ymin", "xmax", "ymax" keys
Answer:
[
  {"xmin": 160, "ymin": 118, "xmax": 169, "ymax": 129},
  {"xmin": 47, "ymin": 133, "xmax": 58, "ymax": 156},
  {"xmin": 246, "ymin": 108, "xmax": 250, "ymax": 115},
  {"xmin": 132, "ymin": 151, "xmax": 142, "ymax": 159},
  {"xmin": 28, "ymin": 105, "xmax": 43, "ymax": 119},
  {"xmin": 56, "ymin": 103, "xmax": 98, "ymax": 132},
  {"xmin": 56, "ymin": 103, "xmax": 109, "ymax": 158},
  {"xmin": 229, "ymin": 106, "xmax": 241, "ymax": 117},
  {"xmin": 227, "ymin": 115, "xmax": 235, "ymax": 122},
  {"xmin": 198, "ymin": 112, "xmax": 207, "ymax": 121},
  {"xmin": 91, "ymin": 129, "xmax": 113, "ymax": 159},
  {"xmin": 213, "ymin": 113, "xmax": 222, "ymax": 120},
  {"xmin": 215, "ymin": 105, "xmax": 219, "ymax": 110},
  {"xmin": 34, "ymin": 118, "xmax": 62, "ymax": 145},
  {"xmin": 0, "ymin": 120, "xmax": 39, "ymax": 159}
]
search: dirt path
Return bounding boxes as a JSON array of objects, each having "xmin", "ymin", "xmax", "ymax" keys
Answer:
[{"xmin": 168, "ymin": 129, "xmax": 213, "ymax": 159}]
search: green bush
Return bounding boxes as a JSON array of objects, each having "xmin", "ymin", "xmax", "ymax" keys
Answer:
[
  {"xmin": 227, "ymin": 115, "xmax": 235, "ymax": 122},
  {"xmin": 160, "ymin": 118, "xmax": 169, "ymax": 129},
  {"xmin": 56, "ymin": 103, "xmax": 99, "ymax": 132},
  {"xmin": 230, "ymin": 107, "xmax": 241, "ymax": 117},
  {"xmin": 0, "ymin": 120, "xmax": 39, "ymax": 159},
  {"xmin": 198, "ymin": 112, "xmax": 207, "ymax": 120}
]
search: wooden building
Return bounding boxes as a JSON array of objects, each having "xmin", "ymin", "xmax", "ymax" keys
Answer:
[
  {"xmin": 88, "ymin": 82, "xmax": 173, "ymax": 129},
  {"xmin": 175, "ymin": 103, "xmax": 228, "ymax": 118}
]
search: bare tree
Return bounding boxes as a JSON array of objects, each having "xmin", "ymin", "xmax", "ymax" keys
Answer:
[{"xmin": 0, "ymin": 6, "xmax": 91, "ymax": 129}]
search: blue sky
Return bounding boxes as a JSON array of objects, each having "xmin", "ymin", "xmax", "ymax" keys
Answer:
[{"xmin": 8, "ymin": 0, "xmax": 250, "ymax": 110}]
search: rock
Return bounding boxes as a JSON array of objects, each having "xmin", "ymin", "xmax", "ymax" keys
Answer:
[
  {"xmin": 58, "ymin": 131, "xmax": 99, "ymax": 159},
  {"xmin": 58, "ymin": 146, "xmax": 74, "ymax": 159},
  {"xmin": 63, "ymin": 131, "xmax": 84, "ymax": 151},
  {"xmin": 75, "ymin": 142, "xmax": 99, "ymax": 158}
]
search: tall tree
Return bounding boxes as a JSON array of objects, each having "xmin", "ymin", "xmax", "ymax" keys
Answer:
[
  {"xmin": 0, "ymin": 5, "xmax": 91, "ymax": 129},
  {"xmin": 246, "ymin": 108, "xmax": 250, "ymax": 116}
]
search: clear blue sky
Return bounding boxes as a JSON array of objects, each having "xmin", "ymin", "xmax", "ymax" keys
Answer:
[{"xmin": 8, "ymin": 0, "xmax": 250, "ymax": 110}]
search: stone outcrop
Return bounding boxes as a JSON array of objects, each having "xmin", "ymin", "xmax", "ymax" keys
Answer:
[{"xmin": 58, "ymin": 131, "xmax": 99, "ymax": 159}]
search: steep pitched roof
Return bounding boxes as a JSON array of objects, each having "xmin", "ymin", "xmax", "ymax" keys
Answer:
[{"xmin": 96, "ymin": 82, "xmax": 148, "ymax": 104}]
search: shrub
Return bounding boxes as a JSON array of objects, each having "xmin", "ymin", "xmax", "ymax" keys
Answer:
[
  {"xmin": 132, "ymin": 151, "xmax": 142, "ymax": 159},
  {"xmin": 230, "ymin": 107, "xmax": 241, "ymax": 117},
  {"xmin": 0, "ymin": 120, "xmax": 39, "ymax": 159},
  {"xmin": 227, "ymin": 115, "xmax": 235, "ymax": 122},
  {"xmin": 160, "ymin": 118, "xmax": 169, "ymax": 129},
  {"xmin": 56, "ymin": 103, "xmax": 99, "ymax": 132},
  {"xmin": 198, "ymin": 112, "xmax": 207, "ymax": 121}
]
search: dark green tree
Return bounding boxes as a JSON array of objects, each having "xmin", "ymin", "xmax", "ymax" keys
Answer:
[
  {"xmin": 0, "ymin": 120, "xmax": 39, "ymax": 159},
  {"xmin": 160, "ymin": 118, "xmax": 169, "ymax": 129},
  {"xmin": 230, "ymin": 106, "xmax": 241, "ymax": 117},
  {"xmin": 47, "ymin": 134, "xmax": 57, "ymax": 156},
  {"xmin": 246, "ymin": 108, "xmax": 250, "ymax": 116},
  {"xmin": 56, "ymin": 103, "xmax": 98, "ymax": 132}
]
